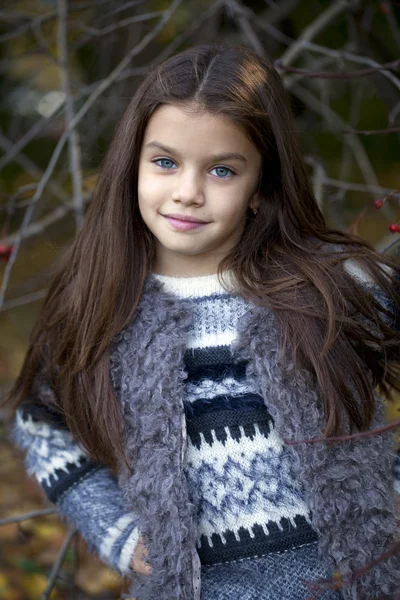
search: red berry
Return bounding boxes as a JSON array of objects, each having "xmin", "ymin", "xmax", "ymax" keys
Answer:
[
  {"xmin": 374, "ymin": 199, "xmax": 383, "ymax": 209},
  {"xmin": 389, "ymin": 224, "xmax": 400, "ymax": 233},
  {"xmin": 0, "ymin": 245, "xmax": 13, "ymax": 261}
]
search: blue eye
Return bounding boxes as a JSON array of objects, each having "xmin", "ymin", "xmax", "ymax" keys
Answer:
[
  {"xmin": 210, "ymin": 166, "xmax": 234, "ymax": 179},
  {"xmin": 153, "ymin": 158, "xmax": 177, "ymax": 170},
  {"xmin": 152, "ymin": 159, "xmax": 235, "ymax": 178}
]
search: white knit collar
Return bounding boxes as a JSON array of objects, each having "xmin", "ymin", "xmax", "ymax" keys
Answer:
[
  {"xmin": 151, "ymin": 259, "xmax": 386, "ymax": 299},
  {"xmin": 150, "ymin": 270, "xmax": 237, "ymax": 299}
]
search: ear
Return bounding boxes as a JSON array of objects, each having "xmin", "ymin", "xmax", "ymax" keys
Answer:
[{"xmin": 249, "ymin": 192, "xmax": 260, "ymax": 213}]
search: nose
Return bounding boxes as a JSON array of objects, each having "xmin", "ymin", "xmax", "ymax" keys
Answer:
[{"xmin": 171, "ymin": 168, "xmax": 205, "ymax": 206}]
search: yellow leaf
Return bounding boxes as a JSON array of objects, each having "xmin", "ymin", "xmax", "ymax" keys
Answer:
[
  {"xmin": 0, "ymin": 572, "xmax": 19, "ymax": 600},
  {"xmin": 21, "ymin": 573, "xmax": 58, "ymax": 600},
  {"xmin": 82, "ymin": 172, "xmax": 98, "ymax": 193},
  {"xmin": 0, "ymin": 573, "xmax": 17, "ymax": 600},
  {"xmin": 30, "ymin": 521, "xmax": 66, "ymax": 544}
]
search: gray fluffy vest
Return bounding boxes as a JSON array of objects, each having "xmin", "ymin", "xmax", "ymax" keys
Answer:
[{"xmin": 109, "ymin": 274, "xmax": 400, "ymax": 600}]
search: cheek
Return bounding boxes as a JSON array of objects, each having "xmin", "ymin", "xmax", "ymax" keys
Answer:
[
  {"xmin": 214, "ymin": 195, "xmax": 249, "ymax": 221},
  {"xmin": 138, "ymin": 175, "xmax": 160, "ymax": 210},
  {"xmin": 138, "ymin": 171, "xmax": 166, "ymax": 204}
]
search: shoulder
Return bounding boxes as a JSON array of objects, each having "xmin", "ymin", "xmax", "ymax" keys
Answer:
[
  {"xmin": 344, "ymin": 257, "xmax": 395, "ymax": 286},
  {"xmin": 319, "ymin": 240, "xmax": 396, "ymax": 285}
]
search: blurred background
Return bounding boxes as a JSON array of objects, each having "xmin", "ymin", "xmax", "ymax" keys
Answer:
[{"xmin": 1, "ymin": 0, "xmax": 400, "ymax": 598}]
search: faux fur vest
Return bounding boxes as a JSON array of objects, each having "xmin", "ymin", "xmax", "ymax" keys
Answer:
[{"xmin": 109, "ymin": 274, "xmax": 400, "ymax": 600}]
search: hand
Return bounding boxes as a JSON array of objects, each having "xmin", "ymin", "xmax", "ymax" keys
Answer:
[{"xmin": 131, "ymin": 535, "xmax": 152, "ymax": 575}]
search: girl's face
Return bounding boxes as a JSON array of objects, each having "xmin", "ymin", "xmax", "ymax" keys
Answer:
[{"xmin": 138, "ymin": 103, "xmax": 262, "ymax": 276}]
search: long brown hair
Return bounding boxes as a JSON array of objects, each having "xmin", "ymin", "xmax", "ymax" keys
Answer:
[{"xmin": 4, "ymin": 43, "xmax": 400, "ymax": 473}]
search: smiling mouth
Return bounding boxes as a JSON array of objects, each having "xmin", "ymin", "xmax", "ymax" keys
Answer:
[
  {"xmin": 162, "ymin": 215, "xmax": 209, "ymax": 231},
  {"xmin": 162, "ymin": 213, "xmax": 209, "ymax": 224}
]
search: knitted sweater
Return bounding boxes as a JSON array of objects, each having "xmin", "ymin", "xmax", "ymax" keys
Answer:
[
  {"xmin": 9, "ymin": 262, "xmax": 400, "ymax": 578},
  {"xmin": 154, "ymin": 271, "xmax": 317, "ymax": 566}
]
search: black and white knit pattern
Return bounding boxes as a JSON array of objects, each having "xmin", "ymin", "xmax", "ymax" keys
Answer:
[
  {"xmin": 11, "ymin": 403, "xmax": 141, "ymax": 576},
  {"xmin": 153, "ymin": 271, "xmax": 317, "ymax": 565}
]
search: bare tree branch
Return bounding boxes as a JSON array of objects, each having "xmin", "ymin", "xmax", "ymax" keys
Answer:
[
  {"xmin": 41, "ymin": 527, "xmax": 77, "ymax": 600},
  {"xmin": 0, "ymin": 288, "xmax": 48, "ymax": 312},
  {"xmin": 290, "ymin": 84, "xmax": 398, "ymax": 219},
  {"xmin": 0, "ymin": 111, "xmax": 66, "ymax": 172},
  {"xmin": 284, "ymin": 43, "xmax": 400, "ymax": 94},
  {"xmin": 343, "ymin": 126, "xmax": 400, "ymax": 135},
  {"xmin": 0, "ymin": 132, "xmax": 69, "ymax": 204},
  {"xmin": 275, "ymin": 58, "xmax": 400, "ymax": 79},
  {"xmin": 0, "ymin": 507, "xmax": 55, "ymax": 525},
  {"xmin": 99, "ymin": 0, "xmax": 148, "ymax": 20},
  {"xmin": 278, "ymin": 0, "xmax": 360, "ymax": 68},
  {"xmin": 224, "ymin": 0, "xmax": 266, "ymax": 56},
  {"xmin": 0, "ymin": 12, "xmax": 55, "ymax": 44},
  {"xmin": 75, "ymin": 9, "xmax": 165, "ymax": 37},
  {"xmin": 1, "ymin": 192, "xmax": 91, "ymax": 247},
  {"xmin": 57, "ymin": 0, "xmax": 84, "ymax": 230}
]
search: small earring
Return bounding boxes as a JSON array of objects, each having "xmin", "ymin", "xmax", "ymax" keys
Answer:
[{"xmin": 252, "ymin": 207, "xmax": 258, "ymax": 215}]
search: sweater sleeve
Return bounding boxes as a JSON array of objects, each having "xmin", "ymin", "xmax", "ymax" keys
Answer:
[{"xmin": 8, "ymin": 400, "xmax": 140, "ymax": 576}]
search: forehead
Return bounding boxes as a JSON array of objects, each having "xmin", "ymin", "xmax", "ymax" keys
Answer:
[{"xmin": 142, "ymin": 103, "xmax": 259, "ymax": 157}]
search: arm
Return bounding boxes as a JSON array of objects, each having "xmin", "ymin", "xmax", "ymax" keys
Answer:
[{"xmin": 8, "ymin": 401, "xmax": 140, "ymax": 576}]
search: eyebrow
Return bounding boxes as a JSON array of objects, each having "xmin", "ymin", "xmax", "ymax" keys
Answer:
[{"xmin": 144, "ymin": 141, "xmax": 248, "ymax": 163}]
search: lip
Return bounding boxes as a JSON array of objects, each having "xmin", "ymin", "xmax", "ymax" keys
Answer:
[
  {"xmin": 162, "ymin": 215, "xmax": 209, "ymax": 231},
  {"xmin": 163, "ymin": 213, "xmax": 208, "ymax": 223}
]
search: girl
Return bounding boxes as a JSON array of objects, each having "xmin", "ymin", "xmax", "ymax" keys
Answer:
[{"xmin": 4, "ymin": 43, "xmax": 400, "ymax": 600}]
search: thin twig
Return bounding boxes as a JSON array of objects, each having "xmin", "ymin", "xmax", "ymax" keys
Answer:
[
  {"xmin": 291, "ymin": 84, "xmax": 397, "ymax": 220},
  {"xmin": 278, "ymin": 0, "xmax": 359, "ymax": 68},
  {"xmin": 32, "ymin": 19, "xmax": 59, "ymax": 63},
  {"xmin": 382, "ymin": 237, "xmax": 400, "ymax": 254},
  {"xmin": 0, "ymin": 111, "xmax": 66, "ymax": 173},
  {"xmin": 224, "ymin": 0, "xmax": 265, "ymax": 57},
  {"xmin": 0, "ymin": 507, "xmax": 55, "ymax": 525},
  {"xmin": 98, "ymin": 0, "xmax": 148, "ymax": 20},
  {"xmin": 343, "ymin": 126, "xmax": 400, "ymax": 135},
  {"xmin": 41, "ymin": 528, "xmax": 77, "ymax": 600},
  {"xmin": 57, "ymin": 0, "xmax": 84, "ymax": 230},
  {"xmin": 321, "ymin": 177, "xmax": 398, "ymax": 196},
  {"xmin": 0, "ymin": 184, "xmax": 41, "ymax": 212},
  {"xmin": 1, "ymin": 289, "xmax": 49, "ymax": 312},
  {"xmin": 74, "ymin": 10, "xmax": 164, "ymax": 37},
  {"xmin": 0, "ymin": 132, "xmax": 69, "ymax": 203},
  {"xmin": 284, "ymin": 43, "xmax": 400, "ymax": 93},
  {"xmin": 0, "ymin": 193, "xmax": 92, "ymax": 249},
  {"xmin": 0, "ymin": 13, "xmax": 55, "ymax": 44},
  {"xmin": 248, "ymin": 6, "xmax": 400, "ymax": 97},
  {"xmin": 275, "ymin": 58, "xmax": 400, "ymax": 79}
]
